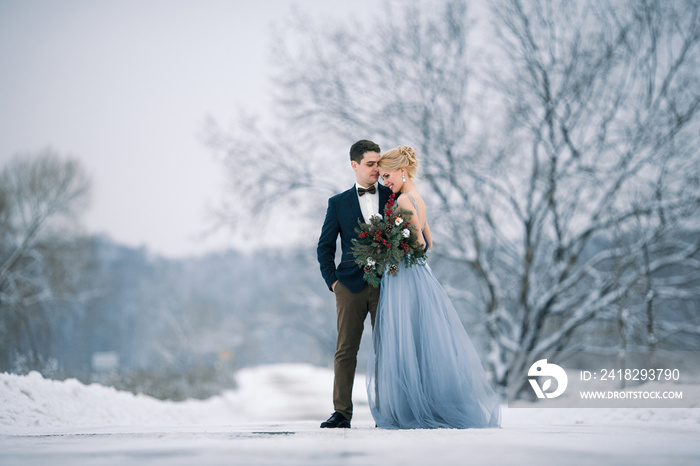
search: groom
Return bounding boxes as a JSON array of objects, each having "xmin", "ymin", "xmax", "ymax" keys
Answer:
[{"xmin": 317, "ymin": 139, "xmax": 391, "ymax": 428}]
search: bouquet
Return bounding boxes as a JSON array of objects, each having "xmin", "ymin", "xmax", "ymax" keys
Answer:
[{"xmin": 351, "ymin": 193, "xmax": 427, "ymax": 288}]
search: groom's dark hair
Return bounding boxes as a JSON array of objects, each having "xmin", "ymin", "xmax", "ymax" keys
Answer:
[{"xmin": 350, "ymin": 139, "xmax": 381, "ymax": 163}]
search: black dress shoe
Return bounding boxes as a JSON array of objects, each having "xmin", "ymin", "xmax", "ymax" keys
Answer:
[{"xmin": 320, "ymin": 412, "xmax": 351, "ymax": 428}]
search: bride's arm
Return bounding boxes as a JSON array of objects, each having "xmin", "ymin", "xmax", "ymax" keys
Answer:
[
  {"xmin": 423, "ymin": 222, "xmax": 433, "ymax": 250},
  {"xmin": 397, "ymin": 195, "xmax": 427, "ymax": 250}
]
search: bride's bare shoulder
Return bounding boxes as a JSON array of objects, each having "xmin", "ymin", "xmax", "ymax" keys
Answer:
[
  {"xmin": 396, "ymin": 193, "xmax": 415, "ymax": 209},
  {"xmin": 399, "ymin": 191, "xmax": 425, "ymax": 206}
]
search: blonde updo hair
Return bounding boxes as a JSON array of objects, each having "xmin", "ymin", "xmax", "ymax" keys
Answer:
[{"xmin": 378, "ymin": 145, "xmax": 419, "ymax": 179}]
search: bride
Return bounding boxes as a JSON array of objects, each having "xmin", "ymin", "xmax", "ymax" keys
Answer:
[{"xmin": 367, "ymin": 146, "xmax": 501, "ymax": 429}]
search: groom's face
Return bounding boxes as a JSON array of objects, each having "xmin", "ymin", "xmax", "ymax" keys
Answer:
[{"xmin": 352, "ymin": 151, "xmax": 380, "ymax": 187}]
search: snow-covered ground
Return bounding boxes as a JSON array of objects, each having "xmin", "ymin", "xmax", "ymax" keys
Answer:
[{"xmin": 2, "ymin": 364, "xmax": 699, "ymax": 465}]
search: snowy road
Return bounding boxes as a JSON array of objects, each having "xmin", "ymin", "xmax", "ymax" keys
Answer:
[
  {"xmin": 2, "ymin": 365, "xmax": 699, "ymax": 465},
  {"xmin": 2, "ymin": 421, "xmax": 700, "ymax": 465}
]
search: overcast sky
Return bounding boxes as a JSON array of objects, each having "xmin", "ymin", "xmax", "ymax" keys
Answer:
[{"xmin": 0, "ymin": 0, "xmax": 377, "ymax": 258}]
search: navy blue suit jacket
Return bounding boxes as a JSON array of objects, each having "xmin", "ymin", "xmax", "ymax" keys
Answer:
[{"xmin": 317, "ymin": 184, "xmax": 392, "ymax": 293}]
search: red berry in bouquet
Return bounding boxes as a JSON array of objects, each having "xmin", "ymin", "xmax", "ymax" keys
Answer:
[{"xmin": 351, "ymin": 193, "xmax": 427, "ymax": 288}]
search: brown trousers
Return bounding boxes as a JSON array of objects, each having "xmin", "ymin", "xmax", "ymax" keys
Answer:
[{"xmin": 332, "ymin": 281, "xmax": 380, "ymax": 420}]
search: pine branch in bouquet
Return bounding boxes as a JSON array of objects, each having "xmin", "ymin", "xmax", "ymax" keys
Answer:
[{"xmin": 351, "ymin": 193, "xmax": 427, "ymax": 288}]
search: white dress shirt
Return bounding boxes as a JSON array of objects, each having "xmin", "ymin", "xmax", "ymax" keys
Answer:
[{"xmin": 356, "ymin": 182, "xmax": 379, "ymax": 223}]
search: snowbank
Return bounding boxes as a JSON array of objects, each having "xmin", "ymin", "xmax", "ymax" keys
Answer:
[
  {"xmin": 0, "ymin": 364, "xmax": 357, "ymax": 433},
  {"xmin": 1, "ymin": 364, "xmax": 699, "ymax": 435}
]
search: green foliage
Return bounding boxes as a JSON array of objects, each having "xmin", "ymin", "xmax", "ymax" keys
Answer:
[{"xmin": 352, "ymin": 194, "xmax": 427, "ymax": 288}]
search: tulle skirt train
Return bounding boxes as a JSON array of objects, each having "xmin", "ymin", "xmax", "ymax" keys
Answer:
[{"xmin": 367, "ymin": 260, "xmax": 501, "ymax": 429}]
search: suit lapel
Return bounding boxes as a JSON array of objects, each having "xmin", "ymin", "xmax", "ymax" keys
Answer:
[
  {"xmin": 346, "ymin": 185, "xmax": 364, "ymax": 225},
  {"xmin": 378, "ymin": 184, "xmax": 390, "ymax": 217}
]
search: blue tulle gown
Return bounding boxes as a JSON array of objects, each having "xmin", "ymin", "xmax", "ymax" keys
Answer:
[{"xmin": 366, "ymin": 198, "xmax": 501, "ymax": 429}]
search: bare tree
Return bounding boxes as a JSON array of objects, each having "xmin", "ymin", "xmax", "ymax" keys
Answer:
[
  {"xmin": 0, "ymin": 149, "xmax": 91, "ymax": 371},
  {"xmin": 206, "ymin": 0, "xmax": 700, "ymax": 392},
  {"xmin": 483, "ymin": 0, "xmax": 700, "ymax": 393}
]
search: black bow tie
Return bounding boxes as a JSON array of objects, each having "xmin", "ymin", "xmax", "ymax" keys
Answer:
[{"xmin": 358, "ymin": 185, "xmax": 376, "ymax": 196}]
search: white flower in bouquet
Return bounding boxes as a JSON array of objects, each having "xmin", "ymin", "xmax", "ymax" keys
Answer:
[
  {"xmin": 367, "ymin": 257, "xmax": 376, "ymax": 267},
  {"xmin": 402, "ymin": 228, "xmax": 410, "ymax": 238},
  {"xmin": 370, "ymin": 213, "xmax": 383, "ymax": 221},
  {"xmin": 395, "ymin": 217, "xmax": 404, "ymax": 226}
]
